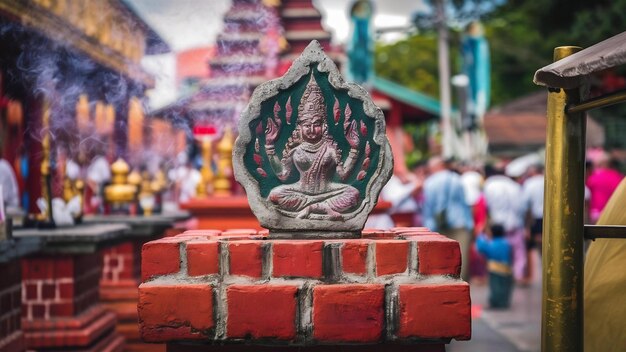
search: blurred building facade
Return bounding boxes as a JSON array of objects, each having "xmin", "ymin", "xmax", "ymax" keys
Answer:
[{"xmin": 0, "ymin": 0, "xmax": 168, "ymax": 212}]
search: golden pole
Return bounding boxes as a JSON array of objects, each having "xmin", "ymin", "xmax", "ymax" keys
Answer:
[
  {"xmin": 214, "ymin": 126, "xmax": 233, "ymax": 196},
  {"xmin": 542, "ymin": 46, "xmax": 585, "ymax": 352},
  {"xmin": 197, "ymin": 137, "xmax": 213, "ymax": 197}
]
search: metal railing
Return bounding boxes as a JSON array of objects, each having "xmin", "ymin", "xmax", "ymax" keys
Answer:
[{"xmin": 540, "ymin": 44, "xmax": 626, "ymax": 352}]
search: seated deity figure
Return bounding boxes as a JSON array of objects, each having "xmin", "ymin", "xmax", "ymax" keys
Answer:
[{"xmin": 265, "ymin": 76, "xmax": 360, "ymax": 220}]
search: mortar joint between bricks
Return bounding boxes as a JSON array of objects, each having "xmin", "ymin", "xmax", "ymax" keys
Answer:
[
  {"xmin": 214, "ymin": 283, "xmax": 228, "ymax": 339},
  {"xmin": 262, "ymin": 242, "xmax": 272, "ymax": 280},
  {"xmin": 179, "ymin": 241, "xmax": 188, "ymax": 277},
  {"xmin": 409, "ymin": 241, "xmax": 418, "ymax": 277},
  {"xmin": 385, "ymin": 283, "xmax": 399, "ymax": 341},
  {"xmin": 298, "ymin": 281, "xmax": 314, "ymax": 343},
  {"xmin": 322, "ymin": 242, "xmax": 341, "ymax": 283},
  {"xmin": 219, "ymin": 241, "xmax": 230, "ymax": 278},
  {"xmin": 366, "ymin": 241, "xmax": 376, "ymax": 280}
]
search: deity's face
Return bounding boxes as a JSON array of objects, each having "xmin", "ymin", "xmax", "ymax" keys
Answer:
[{"xmin": 300, "ymin": 114, "xmax": 325, "ymax": 143}]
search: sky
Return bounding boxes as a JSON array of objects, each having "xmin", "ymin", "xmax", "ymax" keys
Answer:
[{"xmin": 126, "ymin": 0, "xmax": 427, "ymax": 109}]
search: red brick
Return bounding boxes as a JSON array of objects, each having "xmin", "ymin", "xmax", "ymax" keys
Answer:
[
  {"xmin": 187, "ymin": 240, "xmax": 219, "ymax": 276},
  {"xmin": 31, "ymin": 303, "xmax": 46, "ymax": 318},
  {"xmin": 375, "ymin": 241, "xmax": 409, "ymax": 276},
  {"xmin": 361, "ymin": 229, "xmax": 395, "ymax": 239},
  {"xmin": 41, "ymin": 282, "xmax": 56, "ymax": 300},
  {"xmin": 0, "ymin": 293, "xmax": 10, "ymax": 314},
  {"xmin": 391, "ymin": 227, "xmax": 429, "ymax": 234},
  {"xmin": 222, "ymin": 229, "xmax": 258, "ymax": 236},
  {"xmin": 272, "ymin": 241, "xmax": 323, "ymax": 278},
  {"xmin": 141, "ymin": 239, "xmax": 182, "ymax": 281},
  {"xmin": 22, "ymin": 258, "xmax": 54, "ymax": 280},
  {"xmin": 220, "ymin": 234, "xmax": 265, "ymax": 241},
  {"xmin": 413, "ymin": 235, "xmax": 461, "ymax": 276},
  {"xmin": 342, "ymin": 241, "xmax": 369, "ymax": 274},
  {"xmin": 142, "ymin": 325, "xmax": 206, "ymax": 342},
  {"xmin": 54, "ymin": 258, "xmax": 74, "ymax": 278},
  {"xmin": 226, "ymin": 285, "xmax": 298, "ymax": 339},
  {"xmin": 24, "ymin": 283, "xmax": 38, "ymax": 300},
  {"xmin": 313, "ymin": 284, "xmax": 385, "ymax": 342},
  {"xmin": 49, "ymin": 302, "xmax": 74, "ymax": 317},
  {"xmin": 58, "ymin": 282, "xmax": 74, "ymax": 299},
  {"xmin": 182, "ymin": 229, "xmax": 222, "ymax": 236},
  {"xmin": 398, "ymin": 283, "xmax": 471, "ymax": 340},
  {"xmin": 228, "ymin": 241, "xmax": 263, "ymax": 278},
  {"xmin": 139, "ymin": 283, "xmax": 214, "ymax": 341},
  {"xmin": 0, "ymin": 261, "xmax": 19, "ymax": 289}
]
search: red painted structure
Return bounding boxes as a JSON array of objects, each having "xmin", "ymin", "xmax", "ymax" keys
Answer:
[
  {"xmin": 20, "ymin": 254, "xmax": 124, "ymax": 351},
  {"xmin": 137, "ymin": 228, "xmax": 471, "ymax": 351},
  {"xmin": 0, "ymin": 260, "xmax": 25, "ymax": 352}
]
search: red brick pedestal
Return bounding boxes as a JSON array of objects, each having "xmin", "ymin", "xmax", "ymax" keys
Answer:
[
  {"xmin": 13, "ymin": 224, "xmax": 128, "ymax": 351},
  {"xmin": 21, "ymin": 254, "xmax": 124, "ymax": 351},
  {"xmin": 1, "ymin": 233, "xmax": 41, "ymax": 352},
  {"xmin": 0, "ymin": 260, "xmax": 26, "ymax": 352},
  {"xmin": 100, "ymin": 240, "xmax": 161, "ymax": 352},
  {"xmin": 100, "ymin": 242, "xmax": 143, "ymax": 349},
  {"xmin": 88, "ymin": 213, "xmax": 191, "ymax": 352},
  {"xmin": 138, "ymin": 228, "xmax": 471, "ymax": 351}
]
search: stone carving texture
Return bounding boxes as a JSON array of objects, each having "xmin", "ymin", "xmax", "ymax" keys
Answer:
[{"xmin": 234, "ymin": 40, "xmax": 393, "ymax": 238}]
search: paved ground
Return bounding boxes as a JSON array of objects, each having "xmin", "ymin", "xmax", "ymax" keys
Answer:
[{"xmin": 448, "ymin": 251, "xmax": 542, "ymax": 352}]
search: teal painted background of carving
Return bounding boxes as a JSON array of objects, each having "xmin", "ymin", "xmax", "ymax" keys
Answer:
[{"xmin": 244, "ymin": 66, "xmax": 381, "ymax": 200}]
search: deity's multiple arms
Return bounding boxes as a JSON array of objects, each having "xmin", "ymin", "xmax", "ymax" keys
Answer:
[
  {"xmin": 264, "ymin": 115, "xmax": 293, "ymax": 181},
  {"xmin": 335, "ymin": 118, "xmax": 359, "ymax": 180}
]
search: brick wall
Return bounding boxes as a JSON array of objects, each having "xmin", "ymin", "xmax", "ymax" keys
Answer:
[
  {"xmin": 21, "ymin": 254, "xmax": 102, "ymax": 320},
  {"xmin": 101, "ymin": 242, "xmax": 141, "ymax": 285},
  {"xmin": 138, "ymin": 227, "xmax": 471, "ymax": 346},
  {"xmin": 0, "ymin": 260, "xmax": 25, "ymax": 352},
  {"xmin": 20, "ymin": 253, "xmax": 125, "ymax": 350}
]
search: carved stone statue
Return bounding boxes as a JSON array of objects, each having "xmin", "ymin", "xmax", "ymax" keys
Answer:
[
  {"xmin": 233, "ymin": 40, "xmax": 393, "ymax": 238},
  {"xmin": 265, "ymin": 76, "xmax": 360, "ymax": 220}
]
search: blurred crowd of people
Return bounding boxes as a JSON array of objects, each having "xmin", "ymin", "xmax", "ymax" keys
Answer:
[{"xmin": 367, "ymin": 149, "xmax": 624, "ymax": 309}]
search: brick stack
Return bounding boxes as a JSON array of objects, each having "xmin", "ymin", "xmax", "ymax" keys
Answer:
[
  {"xmin": 100, "ymin": 241, "xmax": 142, "ymax": 345},
  {"xmin": 0, "ymin": 231, "xmax": 40, "ymax": 352},
  {"xmin": 0, "ymin": 260, "xmax": 24, "ymax": 352},
  {"xmin": 21, "ymin": 254, "xmax": 124, "ymax": 351},
  {"xmin": 138, "ymin": 227, "xmax": 471, "ymax": 351},
  {"xmin": 13, "ymin": 223, "xmax": 129, "ymax": 351},
  {"xmin": 92, "ymin": 215, "xmax": 183, "ymax": 351}
]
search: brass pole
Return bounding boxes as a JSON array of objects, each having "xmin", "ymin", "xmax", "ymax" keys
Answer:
[{"xmin": 542, "ymin": 46, "xmax": 585, "ymax": 352}]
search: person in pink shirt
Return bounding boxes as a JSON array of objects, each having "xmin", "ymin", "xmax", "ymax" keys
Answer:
[{"xmin": 587, "ymin": 152, "xmax": 624, "ymax": 223}]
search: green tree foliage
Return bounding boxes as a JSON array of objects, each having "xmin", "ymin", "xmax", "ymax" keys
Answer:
[
  {"xmin": 375, "ymin": 0, "xmax": 626, "ymax": 106},
  {"xmin": 485, "ymin": 0, "xmax": 626, "ymax": 103},
  {"xmin": 374, "ymin": 33, "xmax": 449, "ymax": 99}
]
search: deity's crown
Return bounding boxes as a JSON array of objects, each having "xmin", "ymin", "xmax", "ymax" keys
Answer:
[{"xmin": 297, "ymin": 75, "xmax": 326, "ymax": 122}]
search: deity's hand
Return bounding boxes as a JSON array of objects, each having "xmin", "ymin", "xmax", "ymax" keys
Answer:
[
  {"xmin": 345, "ymin": 120, "xmax": 359, "ymax": 149},
  {"xmin": 265, "ymin": 115, "xmax": 281, "ymax": 146}
]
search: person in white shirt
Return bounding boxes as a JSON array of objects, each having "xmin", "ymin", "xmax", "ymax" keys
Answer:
[
  {"xmin": 484, "ymin": 165, "xmax": 526, "ymax": 282},
  {"xmin": 522, "ymin": 164, "xmax": 544, "ymax": 283}
]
